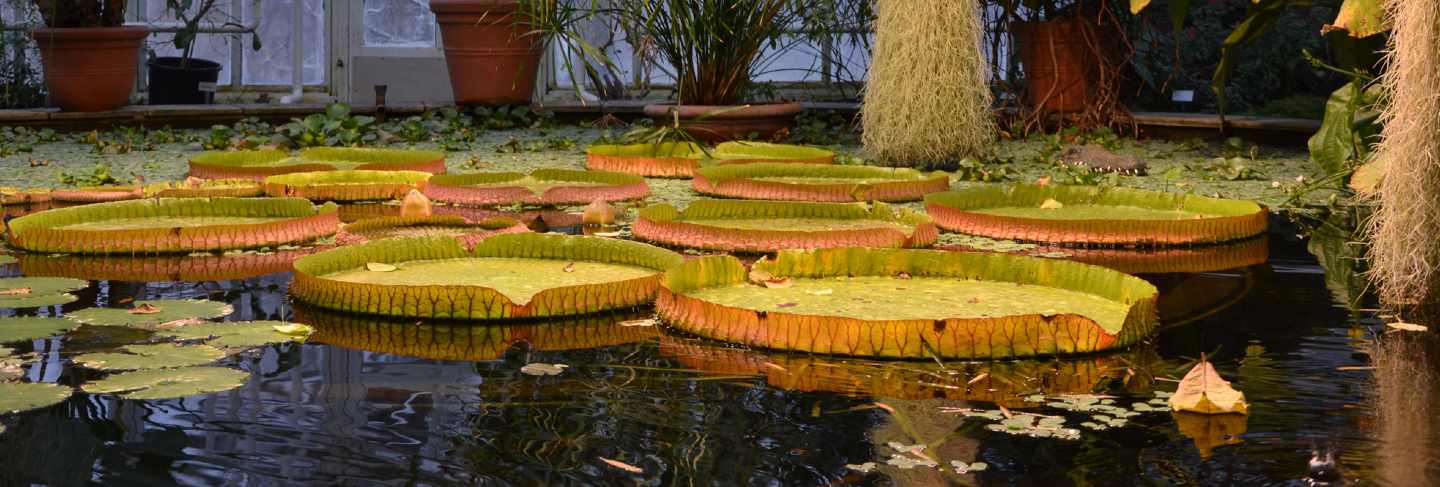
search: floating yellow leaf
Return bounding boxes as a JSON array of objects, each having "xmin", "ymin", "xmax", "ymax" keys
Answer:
[
  {"xmin": 129, "ymin": 303, "xmax": 163, "ymax": 315},
  {"xmin": 366, "ymin": 262, "xmax": 397, "ymax": 272},
  {"xmin": 1040, "ymin": 198, "xmax": 1065, "ymax": 209},
  {"xmin": 599, "ymin": 457, "xmax": 644, "ymax": 474},
  {"xmin": 1169, "ymin": 358, "xmax": 1249, "ymax": 415}
]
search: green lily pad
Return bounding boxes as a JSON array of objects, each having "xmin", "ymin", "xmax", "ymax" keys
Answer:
[
  {"xmin": 71, "ymin": 343, "xmax": 227, "ymax": 371},
  {"xmin": 159, "ymin": 321, "xmax": 313, "ymax": 348},
  {"xmin": 81, "ymin": 366, "xmax": 249, "ymax": 400},
  {"xmin": 0, "ymin": 382, "xmax": 72, "ymax": 414},
  {"xmin": 0, "ymin": 255, "xmax": 16, "ymax": 265},
  {"xmin": 65, "ymin": 300, "xmax": 233, "ymax": 329},
  {"xmin": 0, "ymin": 316, "xmax": 80, "ymax": 343},
  {"xmin": 0, "ymin": 277, "xmax": 87, "ymax": 308}
]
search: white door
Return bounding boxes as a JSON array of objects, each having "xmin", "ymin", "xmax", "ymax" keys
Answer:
[{"xmin": 333, "ymin": 0, "xmax": 453, "ymax": 105}]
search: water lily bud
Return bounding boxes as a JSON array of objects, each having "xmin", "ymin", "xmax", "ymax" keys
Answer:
[
  {"xmin": 582, "ymin": 200, "xmax": 616, "ymax": 225},
  {"xmin": 399, "ymin": 189, "xmax": 432, "ymax": 217}
]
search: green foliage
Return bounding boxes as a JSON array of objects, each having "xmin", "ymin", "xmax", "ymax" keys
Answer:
[
  {"xmin": 954, "ymin": 157, "xmax": 1017, "ymax": 182},
  {"xmin": 1204, "ymin": 156, "xmax": 1261, "ymax": 181},
  {"xmin": 786, "ymin": 112, "xmax": 860, "ymax": 146},
  {"xmin": 0, "ymin": 127, "xmax": 58, "ymax": 156},
  {"xmin": 279, "ymin": 103, "xmax": 377, "ymax": 148},
  {"xmin": 57, "ymin": 163, "xmax": 124, "ymax": 186},
  {"xmin": 204, "ymin": 117, "xmax": 274, "ymax": 150},
  {"xmin": 1308, "ymin": 77, "xmax": 1382, "ymax": 179}
]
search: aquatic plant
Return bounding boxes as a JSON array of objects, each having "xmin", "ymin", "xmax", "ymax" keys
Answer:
[
  {"xmin": 423, "ymin": 169, "xmax": 650, "ymax": 207},
  {"xmin": 6, "ymin": 198, "xmax": 340, "ymax": 254},
  {"xmin": 862, "ymin": 0, "xmax": 993, "ymax": 165},
  {"xmin": 15, "ymin": 247, "xmax": 317, "ymax": 282},
  {"xmin": 0, "ymin": 277, "xmax": 87, "ymax": 308},
  {"xmin": 633, "ymin": 200, "xmax": 937, "ymax": 252},
  {"xmin": 0, "ymin": 382, "xmax": 72, "ymax": 415},
  {"xmin": 585, "ymin": 141, "xmax": 834, "ymax": 178},
  {"xmin": 188, "ymin": 147, "xmax": 446, "ymax": 181},
  {"xmin": 290, "ymin": 233, "xmax": 685, "ymax": 319},
  {"xmin": 65, "ymin": 299, "xmax": 233, "ymax": 329},
  {"xmin": 81, "ymin": 366, "xmax": 249, "ymax": 400},
  {"xmin": 262, "ymin": 170, "xmax": 431, "ymax": 202},
  {"xmin": 72, "ymin": 343, "xmax": 227, "ymax": 371},
  {"xmin": 692, "ymin": 163, "xmax": 950, "ymax": 202},
  {"xmin": 335, "ymin": 215, "xmax": 528, "ymax": 248},
  {"xmin": 657, "ymin": 247, "xmax": 1158, "ymax": 359},
  {"xmin": 159, "ymin": 321, "xmax": 314, "ymax": 349},
  {"xmin": 0, "ymin": 317, "xmax": 79, "ymax": 344},
  {"xmin": 925, "ymin": 185, "xmax": 1267, "ymax": 246}
]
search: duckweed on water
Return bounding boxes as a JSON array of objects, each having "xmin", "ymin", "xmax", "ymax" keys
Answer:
[
  {"xmin": 71, "ymin": 343, "xmax": 227, "ymax": 371},
  {"xmin": 159, "ymin": 321, "xmax": 313, "ymax": 348},
  {"xmin": 65, "ymin": 299, "xmax": 233, "ymax": 329},
  {"xmin": 0, "ymin": 317, "xmax": 79, "ymax": 343},
  {"xmin": 81, "ymin": 366, "xmax": 249, "ymax": 399},
  {"xmin": 321, "ymin": 257, "xmax": 658, "ymax": 303}
]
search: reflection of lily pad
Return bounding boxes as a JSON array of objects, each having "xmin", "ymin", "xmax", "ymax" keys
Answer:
[
  {"xmin": 0, "ymin": 316, "xmax": 80, "ymax": 343},
  {"xmin": 65, "ymin": 300, "xmax": 233, "ymax": 329},
  {"xmin": 71, "ymin": 343, "xmax": 226, "ymax": 371},
  {"xmin": 0, "ymin": 382, "xmax": 72, "ymax": 414},
  {"xmin": 6, "ymin": 197, "xmax": 340, "ymax": 254},
  {"xmin": 0, "ymin": 277, "xmax": 87, "ymax": 308},
  {"xmin": 159, "ymin": 321, "xmax": 312, "ymax": 348},
  {"xmin": 81, "ymin": 366, "xmax": 249, "ymax": 400}
]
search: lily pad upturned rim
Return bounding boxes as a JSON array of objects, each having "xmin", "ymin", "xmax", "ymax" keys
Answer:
[
  {"xmin": 290, "ymin": 232, "xmax": 686, "ymax": 320},
  {"xmin": 633, "ymin": 200, "xmax": 938, "ymax": 253},
  {"xmin": 585, "ymin": 141, "xmax": 835, "ymax": 178},
  {"xmin": 335, "ymin": 215, "xmax": 529, "ymax": 248},
  {"xmin": 147, "ymin": 179, "xmax": 266, "ymax": 198},
  {"xmin": 657, "ymin": 247, "xmax": 1159, "ymax": 360},
  {"xmin": 298, "ymin": 304, "xmax": 659, "ymax": 362},
  {"xmin": 15, "ymin": 247, "xmax": 318, "ymax": 282},
  {"xmin": 924, "ymin": 185, "xmax": 1268, "ymax": 246},
  {"xmin": 693, "ymin": 163, "xmax": 951, "ymax": 202},
  {"xmin": 189, "ymin": 148, "xmax": 447, "ymax": 180},
  {"xmin": 262, "ymin": 170, "xmax": 433, "ymax": 202},
  {"xmin": 5, "ymin": 197, "xmax": 340, "ymax": 255},
  {"xmin": 423, "ymin": 169, "xmax": 651, "ymax": 207},
  {"xmin": 48, "ymin": 186, "xmax": 144, "ymax": 203}
]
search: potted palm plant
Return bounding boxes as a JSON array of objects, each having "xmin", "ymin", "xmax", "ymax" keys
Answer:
[{"xmin": 28, "ymin": 0, "xmax": 150, "ymax": 111}]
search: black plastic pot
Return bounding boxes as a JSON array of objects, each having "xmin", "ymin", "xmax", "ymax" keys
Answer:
[{"xmin": 147, "ymin": 56, "xmax": 222, "ymax": 105}]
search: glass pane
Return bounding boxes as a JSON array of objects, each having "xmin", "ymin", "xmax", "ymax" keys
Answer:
[
  {"xmin": 363, "ymin": 0, "xmax": 436, "ymax": 48},
  {"xmin": 242, "ymin": 0, "xmax": 326, "ymax": 86}
]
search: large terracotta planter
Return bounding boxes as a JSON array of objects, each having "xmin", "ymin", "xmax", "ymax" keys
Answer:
[
  {"xmin": 1012, "ymin": 19, "xmax": 1095, "ymax": 114},
  {"xmin": 643, "ymin": 102, "xmax": 804, "ymax": 143},
  {"xmin": 429, "ymin": 0, "xmax": 543, "ymax": 105},
  {"xmin": 31, "ymin": 26, "xmax": 149, "ymax": 112}
]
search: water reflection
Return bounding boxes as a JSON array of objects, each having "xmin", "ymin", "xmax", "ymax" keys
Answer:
[{"xmin": 1368, "ymin": 331, "xmax": 1440, "ymax": 486}]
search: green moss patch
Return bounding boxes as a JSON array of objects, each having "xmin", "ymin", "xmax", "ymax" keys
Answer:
[{"xmin": 321, "ymin": 257, "xmax": 658, "ymax": 303}]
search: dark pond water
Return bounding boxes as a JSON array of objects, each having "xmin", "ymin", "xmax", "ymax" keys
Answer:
[{"xmin": 1, "ymin": 223, "xmax": 1437, "ymax": 486}]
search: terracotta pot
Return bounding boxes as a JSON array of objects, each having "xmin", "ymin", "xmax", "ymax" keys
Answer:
[
  {"xmin": 30, "ymin": 26, "xmax": 149, "ymax": 112},
  {"xmin": 642, "ymin": 102, "xmax": 804, "ymax": 143},
  {"xmin": 1012, "ymin": 19, "xmax": 1095, "ymax": 114},
  {"xmin": 429, "ymin": 0, "xmax": 543, "ymax": 105}
]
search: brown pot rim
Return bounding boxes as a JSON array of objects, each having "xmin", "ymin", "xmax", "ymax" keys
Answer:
[
  {"xmin": 643, "ymin": 102, "xmax": 803, "ymax": 121},
  {"xmin": 428, "ymin": 0, "xmax": 521, "ymax": 15},
  {"xmin": 30, "ymin": 25, "xmax": 150, "ymax": 42}
]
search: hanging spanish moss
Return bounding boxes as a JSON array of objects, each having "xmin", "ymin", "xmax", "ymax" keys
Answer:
[
  {"xmin": 861, "ymin": 0, "xmax": 993, "ymax": 167},
  {"xmin": 1364, "ymin": 0, "xmax": 1440, "ymax": 306}
]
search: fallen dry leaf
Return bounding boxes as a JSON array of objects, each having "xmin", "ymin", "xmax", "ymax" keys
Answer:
[
  {"xmin": 599, "ymin": 457, "xmax": 644, "ymax": 474},
  {"xmin": 805, "ymin": 289, "xmax": 833, "ymax": 296},
  {"xmin": 129, "ymin": 303, "xmax": 163, "ymax": 315},
  {"xmin": 1035, "ymin": 176, "xmax": 1052, "ymax": 187},
  {"xmin": 748, "ymin": 267, "xmax": 775, "ymax": 284},
  {"xmin": 1040, "ymin": 198, "xmax": 1065, "ymax": 209},
  {"xmin": 366, "ymin": 262, "xmax": 398, "ymax": 272},
  {"xmin": 563, "ymin": 262, "xmax": 576, "ymax": 273},
  {"xmin": 966, "ymin": 372, "xmax": 989, "ymax": 386},
  {"xmin": 761, "ymin": 277, "xmax": 793, "ymax": 289},
  {"xmin": 1169, "ymin": 356, "xmax": 1249, "ymax": 415},
  {"xmin": 618, "ymin": 318, "xmax": 656, "ymax": 327},
  {"xmin": 776, "ymin": 302, "xmax": 798, "ymax": 309},
  {"xmin": 1386, "ymin": 321, "xmax": 1429, "ymax": 332},
  {"xmin": 895, "ymin": 272, "xmax": 912, "ymax": 280},
  {"xmin": 0, "ymin": 287, "xmax": 31, "ymax": 296}
]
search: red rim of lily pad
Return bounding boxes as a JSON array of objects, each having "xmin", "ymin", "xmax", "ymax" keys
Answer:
[
  {"xmin": 924, "ymin": 185, "xmax": 1268, "ymax": 246},
  {"xmin": 692, "ymin": 163, "xmax": 950, "ymax": 202},
  {"xmin": 49, "ymin": 186, "xmax": 144, "ymax": 203},
  {"xmin": 422, "ymin": 169, "xmax": 650, "ymax": 207},
  {"xmin": 334, "ymin": 215, "xmax": 529, "ymax": 248},
  {"xmin": 289, "ymin": 233, "xmax": 685, "ymax": 320},
  {"xmin": 0, "ymin": 189, "xmax": 52, "ymax": 205},
  {"xmin": 632, "ymin": 200, "xmax": 938, "ymax": 253},
  {"xmin": 656, "ymin": 247, "xmax": 1160, "ymax": 360},
  {"xmin": 6, "ymin": 197, "xmax": 340, "ymax": 255},
  {"xmin": 262, "ymin": 170, "xmax": 432, "ymax": 202},
  {"xmin": 188, "ymin": 148, "xmax": 448, "ymax": 181},
  {"xmin": 585, "ymin": 141, "xmax": 835, "ymax": 178}
]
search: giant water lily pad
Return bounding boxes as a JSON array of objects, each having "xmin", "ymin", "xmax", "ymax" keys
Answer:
[
  {"xmin": 925, "ymin": 185, "xmax": 1267, "ymax": 246},
  {"xmin": 159, "ymin": 321, "xmax": 312, "ymax": 348},
  {"xmin": 693, "ymin": 164, "xmax": 950, "ymax": 202},
  {"xmin": 634, "ymin": 200, "xmax": 937, "ymax": 252},
  {"xmin": 6, "ymin": 197, "xmax": 339, "ymax": 254},
  {"xmin": 291, "ymin": 233, "xmax": 684, "ymax": 319},
  {"xmin": 16, "ymin": 247, "xmax": 316, "ymax": 282},
  {"xmin": 72, "ymin": 343, "xmax": 227, "ymax": 371},
  {"xmin": 81, "ymin": 366, "xmax": 249, "ymax": 399},
  {"xmin": 423, "ymin": 169, "xmax": 650, "ymax": 207},
  {"xmin": 48, "ymin": 186, "xmax": 143, "ymax": 203},
  {"xmin": 263, "ymin": 170, "xmax": 432, "ymax": 202},
  {"xmin": 65, "ymin": 299, "xmax": 233, "ymax": 329},
  {"xmin": 299, "ymin": 304, "xmax": 658, "ymax": 361},
  {"xmin": 0, "ymin": 382, "xmax": 72, "ymax": 414},
  {"xmin": 657, "ymin": 247, "xmax": 1159, "ymax": 359},
  {"xmin": 335, "ymin": 215, "xmax": 528, "ymax": 247},
  {"xmin": 586, "ymin": 141, "xmax": 834, "ymax": 178},
  {"xmin": 189, "ymin": 148, "xmax": 446, "ymax": 180},
  {"xmin": 146, "ymin": 179, "xmax": 265, "ymax": 198},
  {"xmin": 0, "ymin": 277, "xmax": 86, "ymax": 308},
  {"xmin": 0, "ymin": 317, "xmax": 80, "ymax": 343}
]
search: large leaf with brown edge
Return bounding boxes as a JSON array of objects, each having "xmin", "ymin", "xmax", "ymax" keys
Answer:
[
  {"xmin": 634, "ymin": 200, "xmax": 938, "ymax": 252},
  {"xmin": 693, "ymin": 163, "xmax": 950, "ymax": 202}
]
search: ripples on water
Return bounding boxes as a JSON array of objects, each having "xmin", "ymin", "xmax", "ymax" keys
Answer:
[{"xmin": 0, "ymin": 235, "xmax": 1437, "ymax": 486}]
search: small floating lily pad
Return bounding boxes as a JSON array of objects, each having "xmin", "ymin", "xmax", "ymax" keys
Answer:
[
  {"xmin": 0, "ymin": 277, "xmax": 86, "ymax": 308},
  {"xmin": 6, "ymin": 197, "xmax": 340, "ymax": 254},
  {"xmin": 658, "ymin": 247, "xmax": 1158, "ymax": 359},
  {"xmin": 72, "ymin": 343, "xmax": 227, "ymax": 371},
  {"xmin": 693, "ymin": 164, "xmax": 950, "ymax": 202},
  {"xmin": 189, "ymin": 148, "xmax": 446, "ymax": 180},
  {"xmin": 586, "ymin": 141, "xmax": 835, "ymax": 178},
  {"xmin": 423, "ymin": 169, "xmax": 650, "ymax": 207},
  {"xmin": 159, "ymin": 321, "xmax": 313, "ymax": 348},
  {"xmin": 0, "ymin": 382, "xmax": 72, "ymax": 414},
  {"xmin": 925, "ymin": 185, "xmax": 1267, "ymax": 246},
  {"xmin": 0, "ymin": 317, "xmax": 80, "ymax": 343},
  {"xmin": 263, "ymin": 170, "xmax": 432, "ymax": 202},
  {"xmin": 634, "ymin": 200, "xmax": 937, "ymax": 253},
  {"xmin": 65, "ymin": 299, "xmax": 233, "ymax": 329},
  {"xmin": 81, "ymin": 366, "xmax": 249, "ymax": 399}
]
